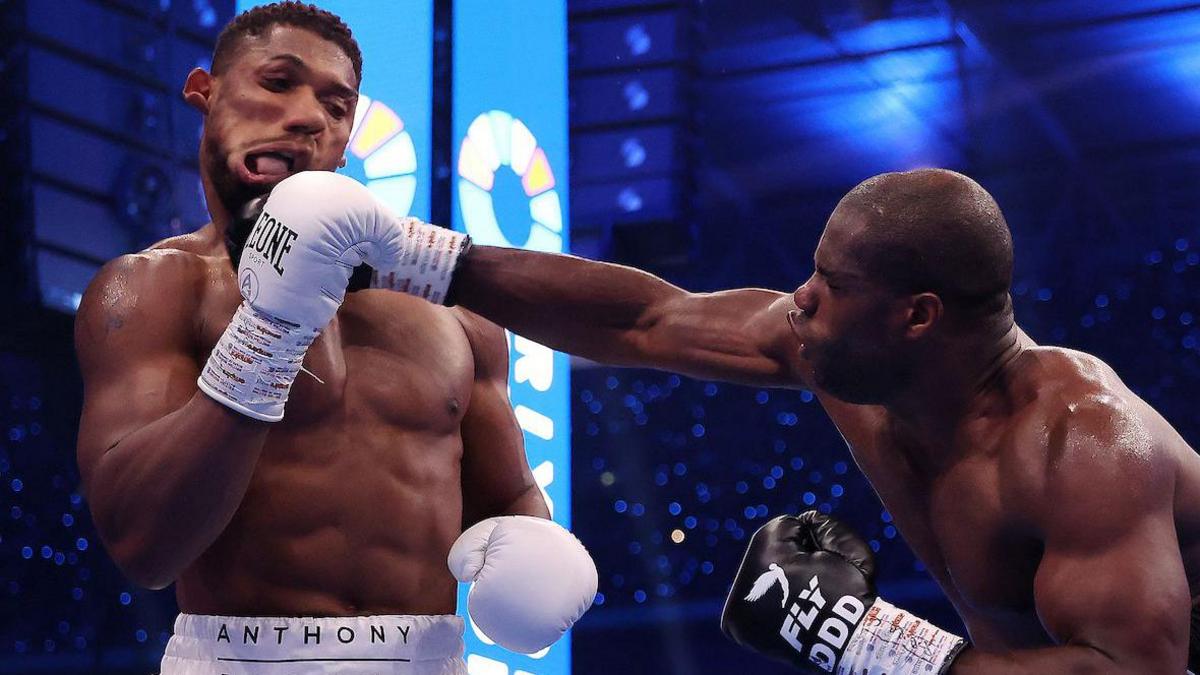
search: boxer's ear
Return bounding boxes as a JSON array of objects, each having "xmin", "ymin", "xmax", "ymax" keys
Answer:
[
  {"xmin": 182, "ymin": 68, "xmax": 213, "ymax": 114},
  {"xmin": 905, "ymin": 292, "xmax": 942, "ymax": 339}
]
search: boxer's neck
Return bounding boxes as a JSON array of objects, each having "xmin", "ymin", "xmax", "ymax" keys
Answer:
[
  {"xmin": 200, "ymin": 168, "xmax": 266, "ymax": 268},
  {"xmin": 200, "ymin": 170, "xmax": 236, "ymax": 239},
  {"xmin": 883, "ymin": 320, "xmax": 1029, "ymax": 467}
]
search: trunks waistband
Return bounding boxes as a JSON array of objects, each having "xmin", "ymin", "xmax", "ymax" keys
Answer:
[{"xmin": 165, "ymin": 613, "xmax": 465, "ymax": 665}]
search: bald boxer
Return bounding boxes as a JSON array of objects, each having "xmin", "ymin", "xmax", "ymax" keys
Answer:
[
  {"xmin": 388, "ymin": 168, "xmax": 1200, "ymax": 671},
  {"xmin": 73, "ymin": 4, "xmax": 594, "ymax": 674}
]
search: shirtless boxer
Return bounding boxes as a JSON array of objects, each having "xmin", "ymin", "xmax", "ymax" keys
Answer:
[
  {"xmin": 73, "ymin": 4, "xmax": 595, "ymax": 674},
  {"xmin": 378, "ymin": 168, "xmax": 1200, "ymax": 672}
]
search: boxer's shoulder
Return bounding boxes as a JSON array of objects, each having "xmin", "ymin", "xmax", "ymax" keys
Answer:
[
  {"xmin": 450, "ymin": 307, "xmax": 508, "ymax": 378},
  {"xmin": 1004, "ymin": 348, "xmax": 1171, "ymax": 521},
  {"xmin": 96, "ymin": 223, "xmax": 231, "ymax": 295},
  {"xmin": 1013, "ymin": 349, "xmax": 1148, "ymax": 446},
  {"xmin": 1005, "ymin": 346, "xmax": 1130, "ymax": 422},
  {"xmin": 1020, "ymin": 344, "xmax": 1117, "ymax": 380},
  {"xmin": 81, "ymin": 247, "xmax": 207, "ymax": 321},
  {"xmin": 75, "ymin": 248, "xmax": 209, "ymax": 373},
  {"xmin": 449, "ymin": 306, "xmax": 505, "ymax": 347},
  {"xmin": 144, "ymin": 228, "xmax": 214, "ymax": 254}
]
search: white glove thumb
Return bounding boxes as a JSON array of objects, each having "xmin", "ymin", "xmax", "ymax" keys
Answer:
[{"xmin": 448, "ymin": 516, "xmax": 598, "ymax": 654}]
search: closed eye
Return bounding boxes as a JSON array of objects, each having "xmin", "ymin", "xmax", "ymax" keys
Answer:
[
  {"xmin": 324, "ymin": 100, "xmax": 349, "ymax": 120},
  {"xmin": 814, "ymin": 267, "xmax": 840, "ymax": 291}
]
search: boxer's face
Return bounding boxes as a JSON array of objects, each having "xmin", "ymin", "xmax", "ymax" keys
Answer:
[
  {"xmin": 186, "ymin": 24, "xmax": 358, "ymax": 215},
  {"xmin": 788, "ymin": 208, "xmax": 917, "ymax": 404}
]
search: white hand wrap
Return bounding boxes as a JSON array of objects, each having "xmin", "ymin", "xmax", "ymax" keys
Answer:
[
  {"xmin": 197, "ymin": 171, "xmax": 406, "ymax": 421},
  {"xmin": 370, "ymin": 217, "xmax": 470, "ymax": 304},
  {"xmin": 197, "ymin": 303, "xmax": 316, "ymax": 422},
  {"xmin": 837, "ymin": 597, "xmax": 966, "ymax": 675},
  {"xmin": 448, "ymin": 516, "xmax": 598, "ymax": 654}
]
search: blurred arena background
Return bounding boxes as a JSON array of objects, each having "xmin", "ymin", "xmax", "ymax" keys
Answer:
[{"xmin": 4, "ymin": 0, "xmax": 1200, "ymax": 672}]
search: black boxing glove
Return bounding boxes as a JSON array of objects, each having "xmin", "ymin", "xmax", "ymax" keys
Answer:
[{"xmin": 721, "ymin": 511, "xmax": 966, "ymax": 673}]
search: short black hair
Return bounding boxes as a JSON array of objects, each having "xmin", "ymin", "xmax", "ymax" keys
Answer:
[
  {"xmin": 211, "ymin": 1, "xmax": 362, "ymax": 86},
  {"xmin": 837, "ymin": 169, "xmax": 1014, "ymax": 316}
]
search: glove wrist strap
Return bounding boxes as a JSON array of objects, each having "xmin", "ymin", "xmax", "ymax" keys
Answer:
[
  {"xmin": 197, "ymin": 302, "xmax": 318, "ymax": 422},
  {"xmin": 836, "ymin": 597, "xmax": 966, "ymax": 675},
  {"xmin": 370, "ymin": 218, "xmax": 471, "ymax": 305}
]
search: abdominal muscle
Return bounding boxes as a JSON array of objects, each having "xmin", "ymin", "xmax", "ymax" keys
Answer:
[{"xmin": 173, "ymin": 413, "xmax": 467, "ymax": 618}]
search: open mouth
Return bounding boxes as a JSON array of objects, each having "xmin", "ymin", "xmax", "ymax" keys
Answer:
[{"xmin": 238, "ymin": 151, "xmax": 297, "ymax": 184}]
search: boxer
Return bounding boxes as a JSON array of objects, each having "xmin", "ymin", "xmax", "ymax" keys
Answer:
[
  {"xmin": 73, "ymin": 4, "xmax": 595, "ymax": 673},
  {"xmin": 389, "ymin": 168, "xmax": 1200, "ymax": 671}
]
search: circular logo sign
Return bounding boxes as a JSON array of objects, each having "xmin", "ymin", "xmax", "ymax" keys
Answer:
[
  {"xmin": 344, "ymin": 94, "xmax": 419, "ymax": 217},
  {"xmin": 457, "ymin": 110, "xmax": 563, "ymax": 253}
]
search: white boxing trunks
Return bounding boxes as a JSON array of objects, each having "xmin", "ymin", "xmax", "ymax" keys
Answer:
[{"xmin": 160, "ymin": 613, "xmax": 466, "ymax": 674}]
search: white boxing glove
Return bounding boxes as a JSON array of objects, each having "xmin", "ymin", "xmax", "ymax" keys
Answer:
[
  {"xmin": 448, "ymin": 516, "xmax": 598, "ymax": 654},
  {"xmin": 198, "ymin": 171, "xmax": 404, "ymax": 421}
]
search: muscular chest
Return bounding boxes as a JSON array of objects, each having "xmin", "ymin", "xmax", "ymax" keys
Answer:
[
  {"xmin": 923, "ymin": 466, "xmax": 1042, "ymax": 617},
  {"xmin": 198, "ymin": 279, "xmax": 475, "ymax": 431},
  {"xmin": 859, "ymin": 438, "xmax": 1043, "ymax": 626}
]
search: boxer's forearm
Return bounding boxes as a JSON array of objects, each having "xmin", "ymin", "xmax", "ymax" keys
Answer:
[
  {"xmin": 452, "ymin": 246, "xmax": 795, "ymax": 385},
  {"xmin": 499, "ymin": 484, "xmax": 551, "ymax": 520},
  {"xmin": 85, "ymin": 393, "xmax": 268, "ymax": 589},
  {"xmin": 452, "ymin": 245, "xmax": 678, "ymax": 364},
  {"xmin": 463, "ymin": 482, "xmax": 551, "ymax": 530}
]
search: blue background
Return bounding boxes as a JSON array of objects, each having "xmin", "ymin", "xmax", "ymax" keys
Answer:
[
  {"xmin": 451, "ymin": 2, "xmax": 573, "ymax": 674},
  {"xmin": 7, "ymin": 1, "xmax": 1200, "ymax": 674}
]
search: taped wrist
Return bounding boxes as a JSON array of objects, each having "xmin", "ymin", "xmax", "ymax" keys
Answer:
[
  {"xmin": 197, "ymin": 302, "xmax": 318, "ymax": 422},
  {"xmin": 370, "ymin": 217, "xmax": 471, "ymax": 305},
  {"xmin": 835, "ymin": 597, "xmax": 966, "ymax": 675}
]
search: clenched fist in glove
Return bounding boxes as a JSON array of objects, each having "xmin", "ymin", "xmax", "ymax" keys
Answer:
[{"xmin": 721, "ymin": 511, "xmax": 966, "ymax": 674}]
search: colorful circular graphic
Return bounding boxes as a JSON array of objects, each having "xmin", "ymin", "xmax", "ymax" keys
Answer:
[
  {"xmin": 345, "ymin": 94, "xmax": 418, "ymax": 216},
  {"xmin": 457, "ymin": 110, "xmax": 563, "ymax": 253}
]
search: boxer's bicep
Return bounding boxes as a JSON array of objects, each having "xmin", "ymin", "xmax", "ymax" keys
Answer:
[
  {"xmin": 1032, "ymin": 513, "xmax": 1188, "ymax": 669},
  {"xmin": 951, "ymin": 518, "xmax": 1188, "ymax": 674},
  {"xmin": 1029, "ymin": 407, "xmax": 1188, "ymax": 669},
  {"xmin": 75, "ymin": 254, "xmax": 200, "ymax": 488},
  {"xmin": 458, "ymin": 312, "xmax": 548, "ymax": 528}
]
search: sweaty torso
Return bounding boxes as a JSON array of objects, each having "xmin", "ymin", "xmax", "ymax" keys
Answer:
[
  {"xmin": 160, "ymin": 229, "xmax": 478, "ymax": 617},
  {"xmin": 833, "ymin": 346, "xmax": 1200, "ymax": 651}
]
